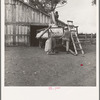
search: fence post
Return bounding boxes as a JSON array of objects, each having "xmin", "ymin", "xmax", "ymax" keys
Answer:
[
  {"xmin": 85, "ymin": 33, "xmax": 87, "ymax": 43},
  {"xmin": 91, "ymin": 33, "xmax": 93, "ymax": 44}
]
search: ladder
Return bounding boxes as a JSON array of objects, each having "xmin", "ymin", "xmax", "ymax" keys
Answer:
[
  {"xmin": 67, "ymin": 20, "xmax": 84, "ymax": 55},
  {"xmin": 71, "ymin": 30, "xmax": 84, "ymax": 55}
]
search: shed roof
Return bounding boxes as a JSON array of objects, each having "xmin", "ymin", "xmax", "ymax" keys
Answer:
[{"xmin": 18, "ymin": 0, "xmax": 67, "ymax": 26}]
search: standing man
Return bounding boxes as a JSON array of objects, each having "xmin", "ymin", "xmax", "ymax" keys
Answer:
[
  {"xmin": 62, "ymin": 27, "xmax": 71, "ymax": 53},
  {"xmin": 54, "ymin": 11, "xmax": 59, "ymax": 25},
  {"xmin": 62, "ymin": 27, "xmax": 76, "ymax": 55}
]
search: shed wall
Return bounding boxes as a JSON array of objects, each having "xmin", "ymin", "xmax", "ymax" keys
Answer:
[{"xmin": 5, "ymin": 0, "xmax": 66, "ymax": 46}]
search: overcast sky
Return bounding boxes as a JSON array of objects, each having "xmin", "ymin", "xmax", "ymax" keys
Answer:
[{"xmin": 56, "ymin": 0, "xmax": 97, "ymax": 33}]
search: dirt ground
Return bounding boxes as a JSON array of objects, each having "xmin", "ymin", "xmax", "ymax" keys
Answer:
[{"xmin": 5, "ymin": 44, "xmax": 96, "ymax": 86}]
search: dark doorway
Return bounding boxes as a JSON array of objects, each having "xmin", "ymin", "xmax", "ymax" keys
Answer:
[{"xmin": 30, "ymin": 25, "xmax": 48, "ymax": 46}]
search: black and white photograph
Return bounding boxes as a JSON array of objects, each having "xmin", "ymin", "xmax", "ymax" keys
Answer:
[
  {"xmin": 4, "ymin": 0, "xmax": 97, "ymax": 87},
  {"xmin": 1, "ymin": 0, "xmax": 99, "ymax": 100}
]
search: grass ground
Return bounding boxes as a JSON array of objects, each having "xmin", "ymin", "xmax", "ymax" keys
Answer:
[{"xmin": 5, "ymin": 44, "xmax": 96, "ymax": 86}]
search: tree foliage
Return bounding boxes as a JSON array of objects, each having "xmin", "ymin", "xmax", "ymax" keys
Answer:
[
  {"xmin": 23, "ymin": 0, "xmax": 96, "ymax": 13},
  {"xmin": 29, "ymin": 0, "xmax": 67, "ymax": 13},
  {"xmin": 92, "ymin": 0, "xmax": 96, "ymax": 5}
]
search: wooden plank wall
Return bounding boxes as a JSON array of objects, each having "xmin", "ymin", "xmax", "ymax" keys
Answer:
[
  {"xmin": 5, "ymin": 0, "xmax": 51, "ymax": 46},
  {"xmin": 5, "ymin": 0, "xmax": 51, "ymax": 23},
  {"xmin": 5, "ymin": 24, "xmax": 30, "ymax": 46},
  {"xmin": 5, "ymin": 0, "xmax": 67, "ymax": 46}
]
